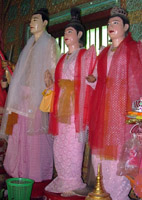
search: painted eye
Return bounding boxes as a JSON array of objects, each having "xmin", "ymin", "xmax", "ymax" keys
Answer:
[{"xmin": 113, "ymin": 21, "xmax": 118, "ymax": 24}]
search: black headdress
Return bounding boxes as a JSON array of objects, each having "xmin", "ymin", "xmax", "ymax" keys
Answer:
[
  {"xmin": 65, "ymin": 7, "xmax": 85, "ymax": 46},
  {"xmin": 33, "ymin": 8, "xmax": 49, "ymax": 30}
]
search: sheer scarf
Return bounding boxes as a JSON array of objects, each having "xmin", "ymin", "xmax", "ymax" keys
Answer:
[
  {"xmin": 89, "ymin": 33, "xmax": 142, "ymax": 159},
  {"xmin": 0, "ymin": 31, "xmax": 60, "ymax": 137},
  {"xmin": 49, "ymin": 46, "xmax": 96, "ymax": 141}
]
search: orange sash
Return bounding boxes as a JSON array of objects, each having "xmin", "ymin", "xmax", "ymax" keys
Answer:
[{"xmin": 39, "ymin": 89, "xmax": 54, "ymax": 112}]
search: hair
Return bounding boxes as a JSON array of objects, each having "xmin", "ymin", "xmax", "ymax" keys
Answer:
[
  {"xmin": 109, "ymin": 14, "xmax": 130, "ymax": 36},
  {"xmin": 65, "ymin": 7, "xmax": 86, "ymax": 46},
  {"xmin": 33, "ymin": 8, "xmax": 49, "ymax": 31}
]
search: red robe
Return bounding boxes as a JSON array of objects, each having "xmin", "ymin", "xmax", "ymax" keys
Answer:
[
  {"xmin": 49, "ymin": 47, "xmax": 96, "ymax": 136},
  {"xmin": 89, "ymin": 33, "xmax": 142, "ymax": 160},
  {"xmin": 0, "ymin": 50, "xmax": 7, "ymax": 108}
]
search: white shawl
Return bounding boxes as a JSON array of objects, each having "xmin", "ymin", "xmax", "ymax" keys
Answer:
[{"xmin": 1, "ymin": 31, "xmax": 60, "ymax": 137}]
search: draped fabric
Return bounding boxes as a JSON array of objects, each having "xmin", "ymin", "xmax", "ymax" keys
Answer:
[
  {"xmin": 58, "ymin": 79, "xmax": 75, "ymax": 123},
  {"xmin": 89, "ymin": 33, "xmax": 142, "ymax": 160},
  {"xmin": 1, "ymin": 31, "xmax": 59, "ymax": 182},
  {"xmin": 0, "ymin": 31, "xmax": 60, "ymax": 136},
  {"xmin": 45, "ymin": 46, "xmax": 96, "ymax": 193},
  {"xmin": 49, "ymin": 46, "xmax": 96, "ymax": 141},
  {"xmin": 0, "ymin": 50, "xmax": 7, "ymax": 110}
]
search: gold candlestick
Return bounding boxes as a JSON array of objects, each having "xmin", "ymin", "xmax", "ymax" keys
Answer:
[{"xmin": 85, "ymin": 163, "xmax": 112, "ymax": 200}]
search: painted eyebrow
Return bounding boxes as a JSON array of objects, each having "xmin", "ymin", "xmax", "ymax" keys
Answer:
[
  {"xmin": 64, "ymin": 28, "xmax": 74, "ymax": 34},
  {"xmin": 32, "ymin": 16, "xmax": 39, "ymax": 20},
  {"xmin": 66, "ymin": 28, "xmax": 74, "ymax": 31},
  {"xmin": 108, "ymin": 20, "xmax": 120, "ymax": 24},
  {"xmin": 111, "ymin": 20, "xmax": 121, "ymax": 22}
]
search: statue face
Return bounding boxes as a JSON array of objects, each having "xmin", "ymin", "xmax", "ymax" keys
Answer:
[
  {"xmin": 64, "ymin": 27, "xmax": 79, "ymax": 47},
  {"xmin": 107, "ymin": 16, "xmax": 127, "ymax": 40},
  {"xmin": 30, "ymin": 14, "xmax": 47, "ymax": 35}
]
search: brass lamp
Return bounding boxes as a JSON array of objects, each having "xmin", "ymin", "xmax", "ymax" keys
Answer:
[{"xmin": 85, "ymin": 163, "xmax": 112, "ymax": 200}]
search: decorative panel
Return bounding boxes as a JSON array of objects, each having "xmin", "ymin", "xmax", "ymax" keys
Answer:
[
  {"xmin": 19, "ymin": 24, "xmax": 24, "ymax": 39},
  {"xmin": 126, "ymin": 0, "xmax": 142, "ymax": 41},
  {"xmin": 121, "ymin": 0, "xmax": 126, "ymax": 8},
  {"xmin": 8, "ymin": 5, "xmax": 18, "ymax": 21},
  {"xmin": 47, "ymin": 0, "xmax": 90, "ymax": 14},
  {"xmin": 130, "ymin": 23, "xmax": 142, "ymax": 41},
  {"xmin": 34, "ymin": 0, "xmax": 47, "ymax": 11},
  {"xmin": 6, "ymin": 26, "xmax": 16, "ymax": 43},
  {"xmin": 128, "ymin": 10, "xmax": 142, "ymax": 24},
  {"xmin": 52, "ymin": 0, "xmax": 65, "ymax": 5},
  {"xmin": 20, "ymin": 0, "xmax": 31, "ymax": 16},
  {"xmin": 126, "ymin": 0, "xmax": 142, "ymax": 12},
  {"xmin": 50, "ymin": 0, "xmax": 120, "ymax": 26},
  {"xmin": 4, "ymin": 0, "xmax": 9, "ymax": 8}
]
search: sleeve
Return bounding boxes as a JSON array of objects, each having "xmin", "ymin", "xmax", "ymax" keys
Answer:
[
  {"xmin": 83, "ymin": 45, "xmax": 96, "ymax": 75},
  {"xmin": 49, "ymin": 37, "xmax": 61, "ymax": 80},
  {"xmin": 83, "ymin": 45, "xmax": 97, "ymax": 89}
]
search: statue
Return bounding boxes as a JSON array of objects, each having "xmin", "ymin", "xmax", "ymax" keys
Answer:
[
  {"xmin": 88, "ymin": 6, "xmax": 142, "ymax": 200},
  {"xmin": 0, "ymin": 8, "xmax": 60, "ymax": 182},
  {"xmin": 45, "ymin": 7, "xmax": 96, "ymax": 197}
]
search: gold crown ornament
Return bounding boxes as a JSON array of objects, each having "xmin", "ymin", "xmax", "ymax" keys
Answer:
[{"xmin": 110, "ymin": 6, "xmax": 128, "ymax": 17}]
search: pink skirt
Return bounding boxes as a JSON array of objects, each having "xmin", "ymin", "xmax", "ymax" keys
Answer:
[
  {"xmin": 4, "ymin": 114, "xmax": 53, "ymax": 182},
  {"xmin": 45, "ymin": 117, "xmax": 86, "ymax": 193}
]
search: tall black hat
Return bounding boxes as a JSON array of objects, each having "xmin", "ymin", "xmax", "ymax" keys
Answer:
[{"xmin": 65, "ymin": 7, "xmax": 85, "ymax": 46}]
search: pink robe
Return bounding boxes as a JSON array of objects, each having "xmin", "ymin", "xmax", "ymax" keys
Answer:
[
  {"xmin": 45, "ymin": 46, "xmax": 96, "ymax": 193},
  {"xmin": 4, "ymin": 86, "xmax": 53, "ymax": 182},
  {"xmin": 2, "ymin": 32, "xmax": 59, "ymax": 182},
  {"xmin": 4, "ymin": 114, "xmax": 53, "ymax": 182}
]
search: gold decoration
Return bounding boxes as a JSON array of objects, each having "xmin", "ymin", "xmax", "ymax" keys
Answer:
[
  {"xmin": 110, "ymin": 46, "xmax": 118, "ymax": 52},
  {"xmin": 110, "ymin": 6, "xmax": 128, "ymax": 17},
  {"xmin": 85, "ymin": 163, "xmax": 112, "ymax": 200},
  {"xmin": 126, "ymin": 118, "xmax": 142, "ymax": 124}
]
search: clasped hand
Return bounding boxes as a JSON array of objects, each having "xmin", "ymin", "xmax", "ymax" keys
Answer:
[
  {"xmin": 44, "ymin": 69, "xmax": 54, "ymax": 89},
  {"xmin": 86, "ymin": 75, "xmax": 96, "ymax": 83}
]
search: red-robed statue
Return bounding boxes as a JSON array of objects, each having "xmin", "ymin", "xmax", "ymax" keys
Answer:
[
  {"xmin": 0, "ymin": 50, "xmax": 7, "ymax": 117},
  {"xmin": 0, "ymin": 49, "xmax": 13, "ymax": 120}
]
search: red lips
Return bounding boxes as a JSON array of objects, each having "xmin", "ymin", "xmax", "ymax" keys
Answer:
[{"xmin": 109, "ymin": 30, "xmax": 114, "ymax": 33}]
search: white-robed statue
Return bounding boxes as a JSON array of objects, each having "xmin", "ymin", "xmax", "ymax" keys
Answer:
[{"xmin": 0, "ymin": 8, "xmax": 60, "ymax": 182}]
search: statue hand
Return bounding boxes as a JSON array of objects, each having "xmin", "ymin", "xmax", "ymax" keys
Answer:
[
  {"xmin": 1, "ymin": 60, "xmax": 8, "ymax": 69},
  {"xmin": 86, "ymin": 75, "xmax": 96, "ymax": 83},
  {"xmin": 44, "ymin": 69, "xmax": 53, "ymax": 88}
]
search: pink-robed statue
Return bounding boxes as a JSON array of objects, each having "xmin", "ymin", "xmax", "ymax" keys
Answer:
[
  {"xmin": 88, "ymin": 7, "xmax": 142, "ymax": 200},
  {"xmin": 45, "ymin": 7, "xmax": 96, "ymax": 196},
  {"xmin": 0, "ymin": 8, "xmax": 60, "ymax": 182}
]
